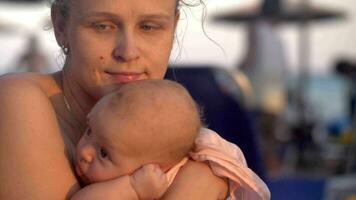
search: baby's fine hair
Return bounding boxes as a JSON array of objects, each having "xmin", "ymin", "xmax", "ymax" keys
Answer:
[{"xmin": 108, "ymin": 79, "xmax": 202, "ymax": 165}]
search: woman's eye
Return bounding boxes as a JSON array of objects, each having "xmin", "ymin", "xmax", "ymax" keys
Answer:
[
  {"xmin": 92, "ymin": 22, "xmax": 116, "ymax": 32},
  {"xmin": 141, "ymin": 23, "xmax": 160, "ymax": 32},
  {"xmin": 141, "ymin": 24, "xmax": 154, "ymax": 31},
  {"xmin": 100, "ymin": 148, "xmax": 108, "ymax": 159},
  {"xmin": 85, "ymin": 128, "xmax": 92, "ymax": 136}
]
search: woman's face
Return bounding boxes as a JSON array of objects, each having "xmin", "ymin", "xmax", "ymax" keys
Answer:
[{"xmin": 57, "ymin": 0, "xmax": 178, "ymax": 99}]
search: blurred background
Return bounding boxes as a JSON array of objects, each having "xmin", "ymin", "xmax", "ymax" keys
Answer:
[{"xmin": 1, "ymin": 0, "xmax": 355, "ymax": 199}]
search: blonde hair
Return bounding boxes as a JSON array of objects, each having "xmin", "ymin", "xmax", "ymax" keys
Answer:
[{"xmin": 49, "ymin": 0, "xmax": 204, "ymax": 18}]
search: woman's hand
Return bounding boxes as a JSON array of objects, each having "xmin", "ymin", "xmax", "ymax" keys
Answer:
[{"xmin": 161, "ymin": 160, "xmax": 228, "ymax": 200}]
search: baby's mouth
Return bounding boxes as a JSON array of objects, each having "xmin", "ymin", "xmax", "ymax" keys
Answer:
[
  {"xmin": 75, "ymin": 164, "xmax": 90, "ymax": 184},
  {"xmin": 75, "ymin": 164, "xmax": 82, "ymax": 176}
]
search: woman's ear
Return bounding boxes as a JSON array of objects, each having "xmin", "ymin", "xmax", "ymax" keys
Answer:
[{"xmin": 51, "ymin": 8, "xmax": 67, "ymax": 47}]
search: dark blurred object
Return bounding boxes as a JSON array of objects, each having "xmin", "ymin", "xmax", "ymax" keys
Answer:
[
  {"xmin": 213, "ymin": 0, "xmax": 345, "ymax": 24},
  {"xmin": 165, "ymin": 66, "xmax": 266, "ymax": 179},
  {"xmin": 14, "ymin": 34, "xmax": 50, "ymax": 73},
  {"xmin": 0, "ymin": 0, "xmax": 43, "ymax": 2},
  {"xmin": 324, "ymin": 174, "xmax": 356, "ymax": 200},
  {"xmin": 335, "ymin": 59, "xmax": 356, "ymax": 121},
  {"xmin": 335, "ymin": 59, "xmax": 356, "ymax": 174},
  {"xmin": 290, "ymin": 121, "xmax": 319, "ymax": 170},
  {"xmin": 335, "ymin": 59, "xmax": 356, "ymax": 78}
]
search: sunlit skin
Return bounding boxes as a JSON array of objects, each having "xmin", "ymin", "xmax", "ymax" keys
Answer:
[
  {"xmin": 75, "ymin": 125, "xmax": 142, "ymax": 184},
  {"xmin": 54, "ymin": 0, "xmax": 227, "ymax": 197},
  {"xmin": 75, "ymin": 103, "xmax": 163, "ymax": 185},
  {"xmin": 75, "ymin": 97, "xmax": 148, "ymax": 184},
  {"xmin": 60, "ymin": 0, "xmax": 179, "ymax": 100},
  {"xmin": 75, "ymin": 80, "xmax": 200, "ymax": 185},
  {"xmin": 0, "ymin": 0, "xmax": 229, "ymax": 199}
]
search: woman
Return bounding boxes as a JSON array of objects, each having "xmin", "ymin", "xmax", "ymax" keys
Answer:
[{"xmin": 0, "ymin": 0, "xmax": 228, "ymax": 199}]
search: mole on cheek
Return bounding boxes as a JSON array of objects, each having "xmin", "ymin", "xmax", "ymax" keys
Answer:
[{"xmin": 99, "ymin": 56, "xmax": 104, "ymax": 60}]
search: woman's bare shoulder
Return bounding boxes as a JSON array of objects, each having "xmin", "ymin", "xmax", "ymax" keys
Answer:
[
  {"xmin": 0, "ymin": 73, "xmax": 80, "ymax": 199},
  {"xmin": 0, "ymin": 73, "xmax": 54, "ymax": 112},
  {"xmin": 0, "ymin": 72, "xmax": 58, "ymax": 94}
]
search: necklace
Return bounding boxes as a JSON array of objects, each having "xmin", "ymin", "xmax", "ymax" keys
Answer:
[
  {"xmin": 63, "ymin": 90, "xmax": 72, "ymax": 113},
  {"xmin": 61, "ymin": 71, "xmax": 86, "ymax": 134}
]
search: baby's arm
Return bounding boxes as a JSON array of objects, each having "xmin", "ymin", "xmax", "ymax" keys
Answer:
[
  {"xmin": 71, "ymin": 175, "xmax": 138, "ymax": 200},
  {"xmin": 71, "ymin": 164, "xmax": 168, "ymax": 200}
]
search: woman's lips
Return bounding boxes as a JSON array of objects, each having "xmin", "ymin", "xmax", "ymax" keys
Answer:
[{"xmin": 107, "ymin": 72, "xmax": 143, "ymax": 83}]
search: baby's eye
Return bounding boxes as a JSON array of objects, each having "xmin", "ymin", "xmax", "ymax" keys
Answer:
[
  {"xmin": 100, "ymin": 148, "xmax": 108, "ymax": 159},
  {"xmin": 85, "ymin": 128, "xmax": 92, "ymax": 136}
]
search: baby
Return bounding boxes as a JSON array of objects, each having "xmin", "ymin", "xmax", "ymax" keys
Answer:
[
  {"xmin": 72, "ymin": 79, "xmax": 271, "ymax": 200},
  {"xmin": 72, "ymin": 79, "xmax": 202, "ymax": 200}
]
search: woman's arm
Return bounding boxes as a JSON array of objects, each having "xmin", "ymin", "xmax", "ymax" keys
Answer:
[
  {"xmin": 161, "ymin": 160, "xmax": 228, "ymax": 200},
  {"xmin": 0, "ymin": 75, "xmax": 80, "ymax": 200}
]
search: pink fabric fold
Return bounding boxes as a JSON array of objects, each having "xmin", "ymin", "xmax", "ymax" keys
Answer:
[
  {"xmin": 165, "ymin": 157, "xmax": 188, "ymax": 186},
  {"xmin": 189, "ymin": 128, "xmax": 270, "ymax": 200},
  {"xmin": 165, "ymin": 128, "xmax": 270, "ymax": 200}
]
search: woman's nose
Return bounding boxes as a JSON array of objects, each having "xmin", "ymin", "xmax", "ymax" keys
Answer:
[{"xmin": 113, "ymin": 31, "xmax": 140, "ymax": 62}]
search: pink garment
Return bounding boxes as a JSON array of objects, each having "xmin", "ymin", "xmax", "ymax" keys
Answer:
[
  {"xmin": 165, "ymin": 157, "xmax": 188, "ymax": 186},
  {"xmin": 165, "ymin": 128, "xmax": 270, "ymax": 200}
]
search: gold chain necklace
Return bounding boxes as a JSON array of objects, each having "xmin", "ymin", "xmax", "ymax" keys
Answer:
[
  {"xmin": 63, "ymin": 90, "xmax": 72, "ymax": 113},
  {"xmin": 61, "ymin": 71, "xmax": 86, "ymax": 133}
]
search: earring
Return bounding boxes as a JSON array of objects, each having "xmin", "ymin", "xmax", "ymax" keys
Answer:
[{"xmin": 61, "ymin": 44, "xmax": 69, "ymax": 55}]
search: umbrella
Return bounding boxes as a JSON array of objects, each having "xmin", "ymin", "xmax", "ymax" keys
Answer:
[
  {"xmin": 212, "ymin": 0, "xmax": 346, "ymax": 125},
  {"xmin": 212, "ymin": 0, "xmax": 345, "ymax": 24}
]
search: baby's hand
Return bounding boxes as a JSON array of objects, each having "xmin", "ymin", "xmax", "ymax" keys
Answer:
[{"xmin": 130, "ymin": 164, "xmax": 169, "ymax": 200}]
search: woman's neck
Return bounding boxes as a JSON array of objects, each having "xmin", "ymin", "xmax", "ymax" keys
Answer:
[{"xmin": 60, "ymin": 68, "xmax": 95, "ymax": 135}]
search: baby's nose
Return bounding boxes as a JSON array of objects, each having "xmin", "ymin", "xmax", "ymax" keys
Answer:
[{"xmin": 79, "ymin": 145, "xmax": 95, "ymax": 163}]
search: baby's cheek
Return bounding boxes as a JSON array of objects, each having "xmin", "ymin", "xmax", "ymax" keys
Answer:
[
  {"xmin": 85, "ymin": 165, "xmax": 103, "ymax": 183},
  {"xmin": 89, "ymin": 167, "xmax": 116, "ymax": 183}
]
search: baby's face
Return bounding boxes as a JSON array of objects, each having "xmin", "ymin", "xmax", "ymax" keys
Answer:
[{"xmin": 75, "ymin": 99, "xmax": 143, "ymax": 184}]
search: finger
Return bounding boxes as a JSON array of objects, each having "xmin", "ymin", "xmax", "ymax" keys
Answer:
[
  {"xmin": 144, "ymin": 163, "xmax": 158, "ymax": 171},
  {"xmin": 160, "ymin": 173, "xmax": 168, "ymax": 182}
]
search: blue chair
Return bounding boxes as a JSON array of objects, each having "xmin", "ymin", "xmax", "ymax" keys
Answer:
[
  {"xmin": 267, "ymin": 176, "xmax": 326, "ymax": 200},
  {"xmin": 165, "ymin": 66, "xmax": 266, "ymax": 179}
]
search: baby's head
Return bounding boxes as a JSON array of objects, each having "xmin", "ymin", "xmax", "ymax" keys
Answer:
[{"xmin": 75, "ymin": 79, "xmax": 201, "ymax": 184}]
